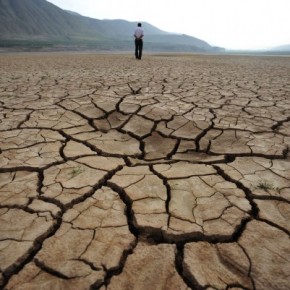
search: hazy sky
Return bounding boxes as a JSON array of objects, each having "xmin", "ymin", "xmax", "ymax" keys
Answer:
[{"xmin": 47, "ymin": 0, "xmax": 290, "ymax": 50}]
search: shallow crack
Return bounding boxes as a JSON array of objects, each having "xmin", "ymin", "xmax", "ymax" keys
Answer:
[
  {"xmin": 256, "ymin": 218, "xmax": 290, "ymax": 236},
  {"xmin": 100, "ymin": 242, "xmax": 137, "ymax": 289},
  {"xmin": 213, "ymin": 165, "xmax": 259, "ymax": 242},
  {"xmin": 34, "ymin": 258, "xmax": 69, "ymax": 280},
  {"xmin": 2, "ymin": 216, "xmax": 62, "ymax": 288},
  {"xmin": 237, "ymin": 243, "xmax": 256, "ymax": 290}
]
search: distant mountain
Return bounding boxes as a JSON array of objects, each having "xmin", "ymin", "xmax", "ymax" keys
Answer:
[
  {"xmin": 271, "ymin": 44, "xmax": 290, "ymax": 51},
  {"xmin": 0, "ymin": 0, "xmax": 102, "ymax": 39},
  {"xmin": 0, "ymin": 0, "xmax": 223, "ymax": 52},
  {"xmin": 65, "ymin": 10, "xmax": 82, "ymax": 17}
]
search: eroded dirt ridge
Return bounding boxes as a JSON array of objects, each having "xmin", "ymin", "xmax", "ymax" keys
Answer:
[{"xmin": 0, "ymin": 54, "xmax": 289, "ymax": 290}]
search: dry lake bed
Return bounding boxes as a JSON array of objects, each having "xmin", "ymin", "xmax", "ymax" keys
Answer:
[{"xmin": 0, "ymin": 53, "xmax": 290, "ymax": 289}]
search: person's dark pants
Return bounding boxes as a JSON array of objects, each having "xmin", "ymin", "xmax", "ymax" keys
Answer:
[{"xmin": 135, "ymin": 39, "xmax": 143, "ymax": 59}]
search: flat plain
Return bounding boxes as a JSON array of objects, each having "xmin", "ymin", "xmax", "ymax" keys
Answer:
[{"xmin": 0, "ymin": 53, "xmax": 290, "ymax": 290}]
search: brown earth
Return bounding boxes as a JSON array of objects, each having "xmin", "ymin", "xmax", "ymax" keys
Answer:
[{"xmin": 0, "ymin": 53, "xmax": 290, "ymax": 290}]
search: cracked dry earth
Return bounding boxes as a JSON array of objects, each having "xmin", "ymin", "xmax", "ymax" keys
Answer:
[{"xmin": 0, "ymin": 53, "xmax": 290, "ymax": 290}]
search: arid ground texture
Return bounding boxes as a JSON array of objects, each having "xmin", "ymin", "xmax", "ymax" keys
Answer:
[{"xmin": 0, "ymin": 53, "xmax": 290, "ymax": 290}]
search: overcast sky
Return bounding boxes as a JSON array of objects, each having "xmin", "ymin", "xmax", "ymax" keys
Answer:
[{"xmin": 47, "ymin": 0, "xmax": 290, "ymax": 50}]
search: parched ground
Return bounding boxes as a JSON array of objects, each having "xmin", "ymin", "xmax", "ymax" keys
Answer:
[{"xmin": 0, "ymin": 53, "xmax": 290, "ymax": 290}]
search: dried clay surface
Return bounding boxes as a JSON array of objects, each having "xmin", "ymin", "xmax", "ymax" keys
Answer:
[{"xmin": 0, "ymin": 53, "xmax": 290, "ymax": 290}]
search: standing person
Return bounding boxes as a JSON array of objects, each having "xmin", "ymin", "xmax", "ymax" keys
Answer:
[{"xmin": 134, "ymin": 23, "xmax": 144, "ymax": 60}]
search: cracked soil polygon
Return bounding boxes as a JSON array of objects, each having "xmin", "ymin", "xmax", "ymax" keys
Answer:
[{"xmin": 0, "ymin": 54, "xmax": 289, "ymax": 289}]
